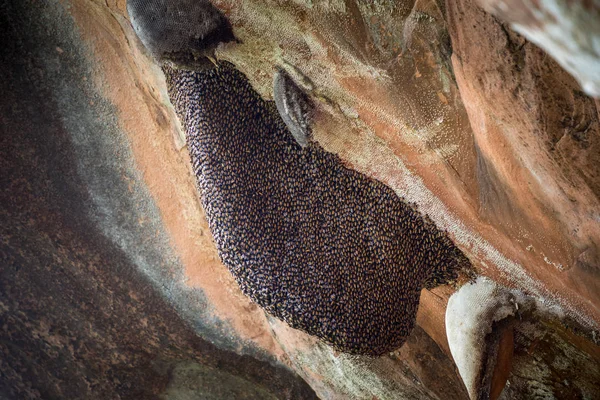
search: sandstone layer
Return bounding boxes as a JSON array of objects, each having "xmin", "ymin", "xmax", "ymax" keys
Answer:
[{"xmin": 1, "ymin": 0, "xmax": 599, "ymax": 399}]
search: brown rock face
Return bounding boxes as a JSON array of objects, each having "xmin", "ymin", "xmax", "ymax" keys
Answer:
[
  {"xmin": 476, "ymin": 0, "xmax": 600, "ymax": 97},
  {"xmin": 446, "ymin": 0, "xmax": 600, "ymax": 323},
  {"xmin": 1, "ymin": 0, "xmax": 599, "ymax": 398},
  {"xmin": 0, "ymin": 0, "xmax": 315, "ymax": 398}
]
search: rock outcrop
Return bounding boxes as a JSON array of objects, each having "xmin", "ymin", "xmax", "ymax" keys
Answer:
[
  {"xmin": 1, "ymin": 0, "xmax": 599, "ymax": 398},
  {"xmin": 476, "ymin": 0, "xmax": 600, "ymax": 97}
]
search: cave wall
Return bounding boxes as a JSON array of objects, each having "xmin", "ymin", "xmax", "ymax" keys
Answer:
[
  {"xmin": 1, "ymin": 0, "xmax": 599, "ymax": 399},
  {"xmin": 0, "ymin": 0, "xmax": 315, "ymax": 398}
]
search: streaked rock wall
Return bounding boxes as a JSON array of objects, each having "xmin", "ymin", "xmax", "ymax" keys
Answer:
[{"xmin": 1, "ymin": 0, "xmax": 598, "ymax": 399}]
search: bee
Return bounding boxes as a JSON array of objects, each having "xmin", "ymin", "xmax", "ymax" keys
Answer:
[{"xmin": 164, "ymin": 62, "xmax": 470, "ymax": 356}]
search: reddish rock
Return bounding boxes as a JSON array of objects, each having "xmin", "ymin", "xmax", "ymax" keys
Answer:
[
  {"xmin": 446, "ymin": 0, "xmax": 600, "ymax": 326},
  {"xmin": 2, "ymin": 0, "xmax": 599, "ymax": 398},
  {"xmin": 476, "ymin": 0, "xmax": 600, "ymax": 97},
  {"xmin": 0, "ymin": 0, "xmax": 315, "ymax": 398}
]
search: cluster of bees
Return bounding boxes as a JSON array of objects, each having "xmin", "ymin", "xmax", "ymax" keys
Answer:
[{"xmin": 164, "ymin": 62, "xmax": 471, "ymax": 356}]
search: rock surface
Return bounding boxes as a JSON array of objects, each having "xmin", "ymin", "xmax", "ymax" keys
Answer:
[
  {"xmin": 1, "ymin": 0, "xmax": 599, "ymax": 399},
  {"xmin": 446, "ymin": 0, "xmax": 600, "ymax": 327},
  {"xmin": 476, "ymin": 0, "xmax": 600, "ymax": 97},
  {"xmin": 0, "ymin": 0, "xmax": 314, "ymax": 398}
]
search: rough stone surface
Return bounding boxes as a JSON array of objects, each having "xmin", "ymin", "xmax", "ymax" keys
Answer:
[
  {"xmin": 270, "ymin": 318, "xmax": 469, "ymax": 400},
  {"xmin": 446, "ymin": 0, "xmax": 600, "ymax": 325},
  {"xmin": 476, "ymin": 0, "xmax": 600, "ymax": 97},
  {"xmin": 2, "ymin": 0, "xmax": 599, "ymax": 398},
  {"xmin": 0, "ymin": 0, "xmax": 315, "ymax": 398}
]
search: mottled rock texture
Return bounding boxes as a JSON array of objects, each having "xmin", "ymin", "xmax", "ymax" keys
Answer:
[
  {"xmin": 446, "ymin": 0, "xmax": 600, "ymax": 325},
  {"xmin": 0, "ymin": 0, "xmax": 315, "ymax": 398},
  {"xmin": 1, "ymin": 0, "xmax": 599, "ymax": 398},
  {"xmin": 476, "ymin": 0, "xmax": 600, "ymax": 97}
]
